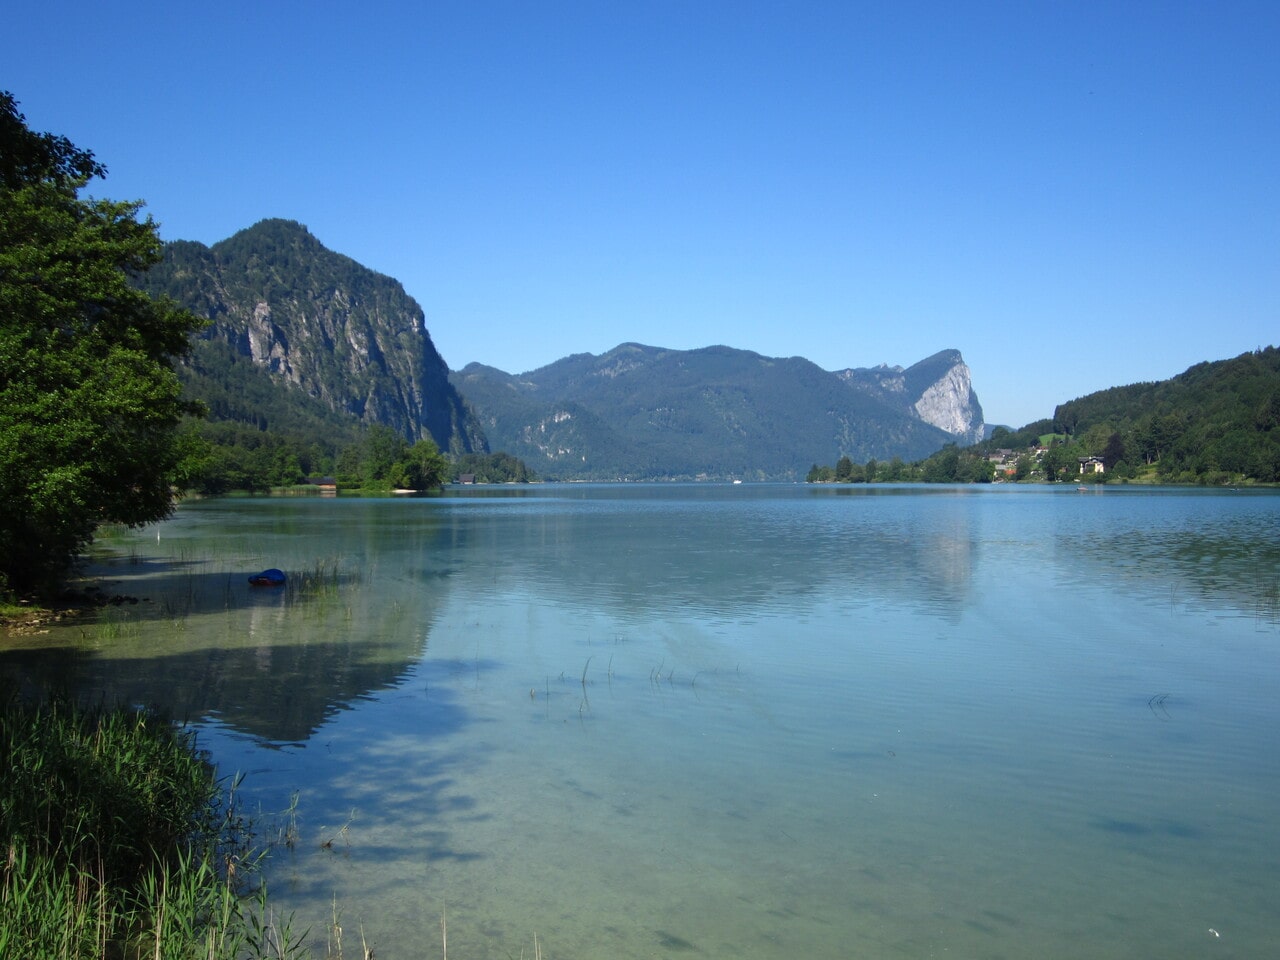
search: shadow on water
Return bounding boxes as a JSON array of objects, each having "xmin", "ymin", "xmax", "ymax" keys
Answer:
[
  {"xmin": 80, "ymin": 556, "xmax": 418, "ymax": 622},
  {"xmin": 0, "ymin": 633, "xmax": 471, "ymax": 745},
  {"xmin": 0, "ymin": 643, "xmax": 497, "ymax": 869},
  {"xmin": 1, "ymin": 532, "xmax": 472, "ymax": 746}
]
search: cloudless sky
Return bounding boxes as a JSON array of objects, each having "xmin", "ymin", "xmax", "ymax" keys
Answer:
[{"xmin": 6, "ymin": 0, "xmax": 1278, "ymax": 426}]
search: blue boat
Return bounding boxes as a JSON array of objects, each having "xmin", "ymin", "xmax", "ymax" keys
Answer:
[{"xmin": 248, "ymin": 568, "xmax": 286, "ymax": 586}]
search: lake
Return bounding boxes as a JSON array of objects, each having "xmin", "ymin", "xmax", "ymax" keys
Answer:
[{"xmin": 4, "ymin": 483, "xmax": 1279, "ymax": 959}]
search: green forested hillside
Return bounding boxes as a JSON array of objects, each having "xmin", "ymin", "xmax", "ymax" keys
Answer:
[
  {"xmin": 1048, "ymin": 346, "xmax": 1280, "ymax": 481},
  {"xmin": 172, "ymin": 340, "xmax": 365, "ymax": 492},
  {"xmin": 810, "ymin": 347, "xmax": 1280, "ymax": 485}
]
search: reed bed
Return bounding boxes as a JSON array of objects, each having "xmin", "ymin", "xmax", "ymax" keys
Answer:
[
  {"xmin": 283, "ymin": 559, "xmax": 351, "ymax": 607},
  {"xmin": 0, "ymin": 690, "xmax": 309, "ymax": 959}
]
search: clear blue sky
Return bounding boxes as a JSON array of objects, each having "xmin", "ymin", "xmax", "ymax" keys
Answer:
[{"xmin": 6, "ymin": 1, "xmax": 1278, "ymax": 427}]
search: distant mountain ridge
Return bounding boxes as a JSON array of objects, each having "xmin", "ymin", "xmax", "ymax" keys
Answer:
[
  {"xmin": 451, "ymin": 343, "xmax": 984, "ymax": 480},
  {"xmin": 143, "ymin": 219, "xmax": 985, "ymax": 480},
  {"xmin": 141, "ymin": 219, "xmax": 485, "ymax": 454}
]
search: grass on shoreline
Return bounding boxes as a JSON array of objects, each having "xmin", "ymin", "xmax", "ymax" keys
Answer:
[{"xmin": 0, "ymin": 689, "xmax": 314, "ymax": 959}]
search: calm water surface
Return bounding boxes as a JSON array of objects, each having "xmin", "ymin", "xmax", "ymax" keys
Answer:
[{"xmin": 4, "ymin": 484, "xmax": 1280, "ymax": 959}]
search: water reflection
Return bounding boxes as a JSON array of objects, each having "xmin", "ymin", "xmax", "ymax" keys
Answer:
[
  {"xmin": 3, "ymin": 485, "xmax": 1280, "ymax": 960},
  {"xmin": 438, "ymin": 484, "xmax": 981, "ymax": 620},
  {"xmin": 0, "ymin": 499, "xmax": 462, "ymax": 744},
  {"xmin": 5, "ymin": 486, "xmax": 1277, "ymax": 746},
  {"xmin": 0, "ymin": 635, "xmax": 441, "ymax": 745},
  {"xmin": 1041, "ymin": 488, "xmax": 1280, "ymax": 622}
]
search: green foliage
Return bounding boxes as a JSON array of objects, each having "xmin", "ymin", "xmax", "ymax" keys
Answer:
[
  {"xmin": 0, "ymin": 95, "xmax": 105, "ymax": 188},
  {"xmin": 1, "ymin": 695, "xmax": 217, "ymax": 892},
  {"xmin": 0, "ymin": 690, "xmax": 308, "ymax": 959},
  {"xmin": 806, "ymin": 463, "xmax": 835, "ymax": 483},
  {"xmin": 810, "ymin": 444, "xmax": 1001, "ymax": 484},
  {"xmin": 1050, "ymin": 347, "xmax": 1280, "ymax": 483},
  {"xmin": 355, "ymin": 424, "xmax": 404, "ymax": 487},
  {"xmin": 807, "ymin": 460, "xmax": 875, "ymax": 483},
  {"xmin": 0, "ymin": 93, "xmax": 205, "ymax": 594},
  {"xmin": 1038, "ymin": 442, "xmax": 1079, "ymax": 483},
  {"xmin": 331, "ymin": 425, "xmax": 449, "ymax": 491},
  {"xmin": 920, "ymin": 446, "xmax": 961, "ymax": 482},
  {"xmin": 878, "ymin": 456, "xmax": 908, "ymax": 482},
  {"xmin": 450, "ymin": 451, "xmax": 536, "ymax": 483},
  {"xmin": 393, "ymin": 438, "xmax": 452, "ymax": 491},
  {"xmin": 914, "ymin": 444, "xmax": 993, "ymax": 483}
]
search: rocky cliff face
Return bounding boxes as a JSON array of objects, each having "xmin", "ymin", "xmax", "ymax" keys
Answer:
[
  {"xmin": 145, "ymin": 220, "xmax": 485, "ymax": 454},
  {"xmin": 836, "ymin": 350, "xmax": 985, "ymax": 445},
  {"xmin": 913, "ymin": 361, "xmax": 983, "ymax": 441}
]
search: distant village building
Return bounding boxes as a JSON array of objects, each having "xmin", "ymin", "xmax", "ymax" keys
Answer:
[{"xmin": 1078, "ymin": 457, "xmax": 1105, "ymax": 474}]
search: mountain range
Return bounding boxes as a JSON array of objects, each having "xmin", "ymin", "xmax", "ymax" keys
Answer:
[
  {"xmin": 452, "ymin": 344, "xmax": 983, "ymax": 480},
  {"xmin": 142, "ymin": 219, "xmax": 984, "ymax": 479}
]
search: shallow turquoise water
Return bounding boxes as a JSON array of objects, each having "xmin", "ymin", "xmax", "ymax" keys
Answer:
[{"xmin": 5, "ymin": 484, "xmax": 1280, "ymax": 958}]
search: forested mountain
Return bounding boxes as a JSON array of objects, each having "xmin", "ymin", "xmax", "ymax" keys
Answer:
[
  {"xmin": 1047, "ymin": 346, "xmax": 1280, "ymax": 481},
  {"xmin": 451, "ymin": 343, "xmax": 981, "ymax": 480},
  {"xmin": 140, "ymin": 219, "xmax": 486, "ymax": 458}
]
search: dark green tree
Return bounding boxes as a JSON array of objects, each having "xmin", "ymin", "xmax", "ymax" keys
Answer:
[
  {"xmin": 1040, "ymin": 444, "xmax": 1065, "ymax": 482},
  {"xmin": 921, "ymin": 446, "xmax": 960, "ymax": 483},
  {"xmin": 272, "ymin": 449, "xmax": 304, "ymax": 487},
  {"xmin": 335, "ymin": 444, "xmax": 363, "ymax": 485},
  {"xmin": 357, "ymin": 424, "xmax": 405, "ymax": 485},
  {"xmin": 806, "ymin": 463, "xmax": 835, "ymax": 483},
  {"xmin": 390, "ymin": 438, "xmax": 449, "ymax": 491},
  {"xmin": 1040, "ymin": 443, "xmax": 1081, "ymax": 482},
  {"xmin": 1256, "ymin": 391, "xmax": 1280, "ymax": 431},
  {"xmin": 0, "ymin": 93, "xmax": 205, "ymax": 594},
  {"xmin": 450, "ymin": 451, "xmax": 534, "ymax": 483},
  {"xmin": 882, "ymin": 457, "xmax": 906, "ymax": 482},
  {"xmin": 1101, "ymin": 431, "xmax": 1126, "ymax": 469}
]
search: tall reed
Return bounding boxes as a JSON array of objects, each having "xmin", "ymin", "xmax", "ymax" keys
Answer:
[{"xmin": 0, "ymin": 689, "xmax": 307, "ymax": 958}]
